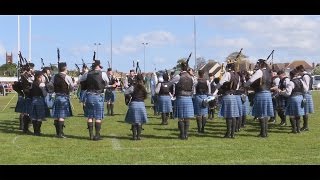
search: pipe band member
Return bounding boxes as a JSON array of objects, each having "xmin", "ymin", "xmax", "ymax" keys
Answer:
[
  {"xmin": 296, "ymin": 65, "xmax": 314, "ymax": 131},
  {"xmin": 105, "ymin": 68, "xmax": 119, "ymax": 116},
  {"xmin": 170, "ymin": 61, "xmax": 194, "ymax": 140},
  {"xmin": 49, "ymin": 62, "xmax": 75, "ymax": 138},
  {"xmin": 124, "ymin": 74, "xmax": 148, "ymax": 140},
  {"xmin": 213, "ymin": 61, "xmax": 240, "ymax": 139},
  {"xmin": 244, "ymin": 59, "xmax": 274, "ymax": 138},
  {"xmin": 80, "ymin": 60, "xmax": 109, "ymax": 141},
  {"xmin": 30, "ymin": 71, "xmax": 50, "ymax": 136},
  {"xmin": 278, "ymin": 69, "xmax": 308, "ymax": 133}
]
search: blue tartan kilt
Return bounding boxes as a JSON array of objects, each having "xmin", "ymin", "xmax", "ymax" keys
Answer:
[
  {"xmin": 174, "ymin": 96, "xmax": 194, "ymax": 119},
  {"xmin": 15, "ymin": 96, "xmax": 25, "ymax": 113},
  {"xmin": 52, "ymin": 95, "xmax": 73, "ymax": 119},
  {"xmin": 235, "ymin": 95, "xmax": 243, "ymax": 117},
  {"xmin": 194, "ymin": 94, "xmax": 208, "ymax": 116},
  {"xmin": 242, "ymin": 95, "xmax": 250, "ymax": 116},
  {"xmin": 30, "ymin": 97, "xmax": 50, "ymax": 120},
  {"xmin": 125, "ymin": 101, "xmax": 148, "ymax": 124},
  {"xmin": 24, "ymin": 98, "xmax": 33, "ymax": 115},
  {"xmin": 105, "ymin": 90, "xmax": 116, "ymax": 102},
  {"xmin": 304, "ymin": 93, "xmax": 314, "ymax": 114},
  {"xmin": 219, "ymin": 95, "xmax": 240, "ymax": 118},
  {"xmin": 252, "ymin": 91, "xmax": 274, "ymax": 117},
  {"xmin": 85, "ymin": 93, "xmax": 104, "ymax": 120},
  {"xmin": 276, "ymin": 95, "xmax": 287, "ymax": 111},
  {"xmin": 286, "ymin": 95, "xmax": 305, "ymax": 116},
  {"xmin": 45, "ymin": 94, "xmax": 54, "ymax": 109},
  {"xmin": 157, "ymin": 95, "xmax": 172, "ymax": 113},
  {"xmin": 79, "ymin": 90, "xmax": 87, "ymax": 103}
]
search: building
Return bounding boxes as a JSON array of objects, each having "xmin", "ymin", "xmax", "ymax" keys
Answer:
[{"xmin": 6, "ymin": 52, "xmax": 13, "ymax": 64}]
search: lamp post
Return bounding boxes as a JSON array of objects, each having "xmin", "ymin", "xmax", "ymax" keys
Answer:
[
  {"xmin": 94, "ymin": 42, "xmax": 101, "ymax": 59},
  {"xmin": 142, "ymin": 42, "xmax": 148, "ymax": 73}
]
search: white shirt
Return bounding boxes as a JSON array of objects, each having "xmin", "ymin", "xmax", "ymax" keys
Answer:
[{"xmin": 280, "ymin": 77, "xmax": 308, "ymax": 97}]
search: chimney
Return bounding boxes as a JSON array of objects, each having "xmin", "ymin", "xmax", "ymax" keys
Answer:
[{"xmin": 312, "ymin": 62, "xmax": 315, "ymax": 69}]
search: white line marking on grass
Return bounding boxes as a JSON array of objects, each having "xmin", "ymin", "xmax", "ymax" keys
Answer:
[
  {"xmin": 2, "ymin": 94, "xmax": 16, "ymax": 112},
  {"xmin": 120, "ymin": 144, "xmax": 216, "ymax": 151},
  {"xmin": 109, "ymin": 134, "xmax": 122, "ymax": 150},
  {"xmin": 12, "ymin": 135, "xmax": 22, "ymax": 149}
]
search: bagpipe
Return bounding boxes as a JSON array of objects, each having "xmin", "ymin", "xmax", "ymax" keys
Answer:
[
  {"xmin": 124, "ymin": 60, "xmax": 142, "ymax": 105},
  {"xmin": 12, "ymin": 51, "xmax": 29, "ymax": 95}
]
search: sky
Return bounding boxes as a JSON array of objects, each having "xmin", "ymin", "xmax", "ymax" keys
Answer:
[{"xmin": 1, "ymin": 15, "xmax": 320, "ymax": 73}]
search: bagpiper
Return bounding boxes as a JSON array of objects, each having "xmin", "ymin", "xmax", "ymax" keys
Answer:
[{"xmin": 80, "ymin": 60, "xmax": 109, "ymax": 140}]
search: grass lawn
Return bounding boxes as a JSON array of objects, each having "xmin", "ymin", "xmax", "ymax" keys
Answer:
[{"xmin": 0, "ymin": 91, "xmax": 319, "ymax": 164}]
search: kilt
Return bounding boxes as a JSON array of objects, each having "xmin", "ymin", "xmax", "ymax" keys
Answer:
[
  {"xmin": 15, "ymin": 96, "xmax": 25, "ymax": 113},
  {"xmin": 174, "ymin": 96, "xmax": 194, "ymax": 119},
  {"xmin": 219, "ymin": 95, "xmax": 240, "ymax": 118},
  {"xmin": 52, "ymin": 95, "xmax": 73, "ymax": 119},
  {"xmin": 79, "ymin": 90, "xmax": 87, "ymax": 103},
  {"xmin": 286, "ymin": 95, "xmax": 305, "ymax": 116},
  {"xmin": 157, "ymin": 95, "xmax": 172, "ymax": 113},
  {"xmin": 235, "ymin": 95, "xmax": 243, "ymax": 117},
  {"xmin": 125, "ymin": 101, "xmax": 148, "ymax": 124},
  {"xmin": 45, "ymin": 94, "xmax": 54, "ymax": 109},
  {"xmin": 85, "ymin": 92, "xmax": 104, "ymax": 120},
  {"xmin": 252, "ymin": 91, "xmax": 274, "ymax": 117},
  {"xmin": 242, "ymin": 95, "xmax": 250, "ymax": 116},
  {"xmin": 194, "ymin": 94, "xmax": 208, "ymax": 116},
  {"xmin": 24, "ymin": 97, "xmax": 33, "ymax": 115},
  {"xmin": 30, "ymin": 97, "xmax": 50, "ymax": 120},
  {"xmin": 304, "ymin": 92, "xmax": 314, "ymax": 114},
  {"xmin": 276, "ymin": 95, "xmax": 287, "ymax": 111},
  {"xmin": 105, "ymin": 89, "xmax": 116, "ymax": 103}
]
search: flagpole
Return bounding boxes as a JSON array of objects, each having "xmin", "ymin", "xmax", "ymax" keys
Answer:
[
  {"xmin": 194, "ymin": 16, "xmax": 197, "ymax": 71},
  {"xmin": 110, "ymin": 15, "xmax": 113, "ymax": 69},
  {"xmin": 28, "ymin": 15, "xmax": 32, "ymax": 62},
  {"xmin": 18, "ymin": 15, "xmax": 20, "ymax": 53}
]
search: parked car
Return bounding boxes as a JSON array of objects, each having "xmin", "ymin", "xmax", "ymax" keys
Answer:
[{"xmin": 312, "ymin": 75, "xmax": 320, "ymax": 90}]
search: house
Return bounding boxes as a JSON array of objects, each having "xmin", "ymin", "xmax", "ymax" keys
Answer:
[
  {"xmin": 286, "ymin": 60, "xmax": 313, "ymax": 73},
  {"xmin": 199, "ymin": 60, "xmax": 221, "ymax": 78}
]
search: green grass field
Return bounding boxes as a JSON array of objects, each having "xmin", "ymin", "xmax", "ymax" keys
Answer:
[{"xmin": 0, "ymin": 92, "xmax": 319, "ymax": 165}]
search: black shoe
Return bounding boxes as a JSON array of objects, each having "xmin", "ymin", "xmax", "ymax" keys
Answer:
[{"xmin": 300, "ymin": 127, "xmax": 309, "ymax": 131}]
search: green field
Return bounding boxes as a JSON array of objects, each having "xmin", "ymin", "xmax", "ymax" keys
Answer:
[{"xmin": 0, "ymin": 91, "xmax": 319, "ymax": 165}]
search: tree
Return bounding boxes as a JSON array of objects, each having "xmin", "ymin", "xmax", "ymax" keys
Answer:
[
  {"xmin": 312, "ymin": 66, "xmax": 320, "ymax": 75},
  {"xmin": 0, "ymin": 63, "xmax": 18, "ymax": 77},
  {"xmin": 196, "ymin": 57, "xmax": 206, "ymax": 70}
]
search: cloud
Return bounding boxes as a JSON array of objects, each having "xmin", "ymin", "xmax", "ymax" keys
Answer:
[
  {"xmin": 206, "ymin": 15, "xmax": 320, "ymax": 60},
  {"xmin": 113, "ymin": 31, "xmax": 176, "ymax": 55},
  {"xmin": 207, "ymin": 37, "xmax": 252, "ymax": 49}
]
